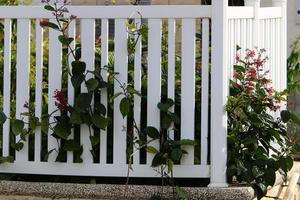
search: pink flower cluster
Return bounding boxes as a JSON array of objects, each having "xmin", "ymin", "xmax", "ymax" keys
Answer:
[
  {"xmin": 39, "ymin": 0, "xmax": 77, "ymax": 29},
  {"xmin": 53, "ymin": 90, "xmax": 68, "ymax": 111},
  {"xmin": 232, "ymin": 48, "xmax": 282, "ymax": 112}
]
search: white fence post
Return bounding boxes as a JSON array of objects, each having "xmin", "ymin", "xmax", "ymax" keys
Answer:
[
  {"xmin": 209, "ymin": 0, "xmax": 228, "ymax": 188},
  {"xmin": 272, "ymin": 0, "xmax": 287, "ymax": 92},
  {"xmin": 245, "ymin": 0, "xmax": 261, "ymax": 48}
]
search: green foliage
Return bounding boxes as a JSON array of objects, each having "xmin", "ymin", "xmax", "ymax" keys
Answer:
[
  {"xmin": 287, "ymin": 36, "xmax": 300, "ymax": 94},
  {"xmin": 227, "ymin": 48, "xmax": 294, "ymax": 199}
]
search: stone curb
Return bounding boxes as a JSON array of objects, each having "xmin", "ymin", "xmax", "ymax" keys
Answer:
[{"xmin": 0, "ymin": 180, "xmax": 254, "ymax": 200}]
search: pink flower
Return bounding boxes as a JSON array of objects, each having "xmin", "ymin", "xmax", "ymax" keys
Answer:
[
  {"xmin": 246, "ymin": 90, "xmax": 255, "ymax": 94},
  {"xmin": 254, "ymin": 59, "xmax": 264, "ymax": 68},
  {"xmin": 246, "ymin": 82, "xmax": 255, "ymax": 87},
  {"xmin": 233, "ymin": 72, "xmax": 240, "ymax": 79},
  {"xmin": 70, "ymin": 14, "xmax": 77, "ymax": 20},
  {"xmin": 246, "ymin": 49, "xmax": 256, "ymax": 58},
  {"xmin": 268, "ymin": 87, "xmax": 274, "ymax": 95},
  {"xmin": 235, "ymin": 53, "xmax": 241, "ymax": 62},
  {"xmin": 53, "ymin": 90, "xmax": 68, "ymax": 111},
  {"xmin": 246, "ymin": 70, "xmax": 257, "ymax": 79}
]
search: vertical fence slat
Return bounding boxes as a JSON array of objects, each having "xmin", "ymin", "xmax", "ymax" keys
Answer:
[
  {"xmin": 34, "ymin": 19, "xmax": 43, "ymax": 162},
  {"xmin": 133, "ymin": 18, "xmax": 142, "ymax": 165},
  {"xmin": 209, "ymin": 0, "xmax": 228, "ymax": 187},
  {"xmin": 100, "ymin": 18, "xmax": 109, "ymax": 164},
  {"xmin": 3, "ymin": 19, "xmax": 11, "ymax": 157},
  {"xmin": 67, "ymin": 20, "xmax": 76, "ymax": 163},
  {"xmin": 80, "ymin": 19, "xmax": 95, "ymax": 163},
  {"xmin": 114, "ymin": 19, "xmax": 128, "ymax": 164},
  {"xmin": 16, "ymin": 19, "xmax": 30, "ymax": 161},
  {"xmin": 181, "ymin": 18, "xmax": 195, "ymax": 165},
  {"xmin": 48, "ymin": 19, "xmax": 62, "ymax": 162},
  {"xmin": 147, "ymin": 19, "xmax": 162, "ymax": 165},
  {"xmin": 229, "ymin": 19, "xmax": 234, "ymax": 76},
  {"xmin": 276, "ymin": 18, "xmax": 281, "ymax": 92},
  {"xmin": 167, "ymin": 18, "xmax": 176, "ymax": 141},
  {"xmin": 201, "ymin": 19, "xmax": 209, "ymax": 166}
]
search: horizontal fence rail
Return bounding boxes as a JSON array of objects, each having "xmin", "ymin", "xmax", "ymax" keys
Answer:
[{"xmin": 0, "ymin": 0, "xmax": 287, "ymax": 186}]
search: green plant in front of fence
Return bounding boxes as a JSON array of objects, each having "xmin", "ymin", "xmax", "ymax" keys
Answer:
[{"xmin": 226, "ymin": 47, "xmax": 298, "ymax": 199}]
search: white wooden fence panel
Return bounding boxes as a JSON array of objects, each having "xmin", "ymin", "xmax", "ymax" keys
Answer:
[
  {"xmin": 201, "ymin": 19, "xmax": 209, "ymax": 165},
  {"xmin": 67, "ymin": 20, "xmax": 76, "ymax": 163},
  {"xmin": 15, "ymin": 19, "xmax": 30, "ymax": 162},
  {"xmin": 3, "ymin": 19, "xmax": 11, "ymax": 157},
  {"xmin": 167, "ymin": 19, "xmax": 176, "ymax": 141},
  {"xmin": 0, "ymin": 6, "xmax": 212, "ymax": 19},
  {"xmin": 147, "ymin": 19, "xmax": 162, "ymax": 165},
  {"xmin": 80, "ymin": 19, "xmax": 95, "ymax": 163},
  {"xmin": 181, "ymin": 18, "xmax": 195, "ymax": 165},
  {"xmin": 113, "ymin": 19, "xmax": 128, "ymax": 165},
  {"xmin": 34, "ymin": 19, "xmax": 43, "ymax": 162},
  {"xmin": 133, "ymin": 18, "xmax": 142, "ymax": 165},
  {"xmin": 48, "ymin": 19, "xmax": 62, "ymax": 162},
  {"xmin": 0, "ymin": 3, "xmax": 287, "ymax": 182},
  {"xmin": 100, "ymin": 18, "xmax": 109, "ymax": 164}
]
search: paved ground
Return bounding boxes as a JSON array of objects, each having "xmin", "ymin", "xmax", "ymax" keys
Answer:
[{"xmin": 0, "ymin": 196, "xmax": 102, "ymax": 200}]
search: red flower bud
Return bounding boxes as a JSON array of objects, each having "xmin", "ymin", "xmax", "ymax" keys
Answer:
[{"xmin": 39, "ymin": 20, "xmax": 49, "ymax": 28}]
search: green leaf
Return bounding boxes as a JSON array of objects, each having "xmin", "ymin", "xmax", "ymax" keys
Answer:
[
  {"xmin": 91, "ymin": 114, "xmax": 108, "ymax": 130},
  {"xmin": 151, "ymin": 153, "xmax": 164, "ymax": 167},
  {"xmin": 146, "ymin": 146, "xmax": 158, "ymax": 154},
  {"xmin": 252, "ymin": 166, "xmax": 264, "ymax": 178},
  {"xmin": 86, "ymin": 78, "xmax": 99, "ymax": 92},
  {"xmin": 280, "ymin": 110, "xmax": 291, "ymax": 123},
  {"xmin": 0, "ymin": 156, "xmax": 14, "ymax": 164},
  {"xmin": 75, "ymin": 93, "xmax": 92, "ymax": 112},
  {"xmin": 71, "ymin": 60, "xmax": 86, "ymax": 76},
  {"xmin": 12, "ymin": 142, "xmax": 24, "ymax": 151},
  {"xmin": 70, "ymin": 111, "xmax": 82, "ymax": 125},
  {"xmin": 120, "ymin": 97, "xmax": 130, "ymax": 118},
  {"xmin": 44, "ymin": 5, "xmax": 55, "ymax": 11},
  {"xmin": 11, "ymin": 119, "xmax": 24, "ymax": 136},
  {"xmin": 63, "ymin": 140, "xmax": 81, "ymax": 151},
  {"xmin": 233, "ymin": 65, "xmax": 246, "ymax": 73},
  {"xmin": 89, "ymin": 135, "xmax": 100, "ymax": 146},
  {"xmin": 47, "ymin": 22, "xmax": 59, "ymax": 30},
  {"xmin": 264, "ymin": 169, "xmax": 276, "ymax": 186},
  {"xmin": 176, "ymin": 139, "xmax": 197, "ymax": 146},
  {"xmin": 143, "ymin": 126, "xmax": 160, "ymax": 139},
  {"xmin": 95, "ymin": 103, "xmax": 106, "ymax": 115},
  {"xmin": 0, "ymin": 111, "xmax": 7, "ymax": 124},
  {"xmin": 157, "ymin": 99, "xmax": 174, "ymax": 112},
  {"xmin": 58, "ymin": 35, "xmax": 74, "ymax": 45},
  {"xmin": 53, "ymin": 124, "xmax": 70, "ymax": 140},
  {"xmin": 71, "ymin": 74, "xmax": 85, "ymax": 88},
  {"xmin": 171, "ymin": 148, "xmax": 183, "ymax": 162}
]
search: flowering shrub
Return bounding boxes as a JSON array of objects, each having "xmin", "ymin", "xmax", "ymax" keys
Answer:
[{"xmin": 227, "ymin": 47, "xmax": 297, "ymax": 199}]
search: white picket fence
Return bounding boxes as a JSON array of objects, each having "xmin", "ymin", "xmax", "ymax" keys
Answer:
[{"xmin": 0, "ymin": 0, "xmax": 286, "ymax": 187}]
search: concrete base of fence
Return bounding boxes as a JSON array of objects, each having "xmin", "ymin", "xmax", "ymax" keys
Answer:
[{"xmin": 0, "ymin": 180, "xmax": 254, "ymax": 200}]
